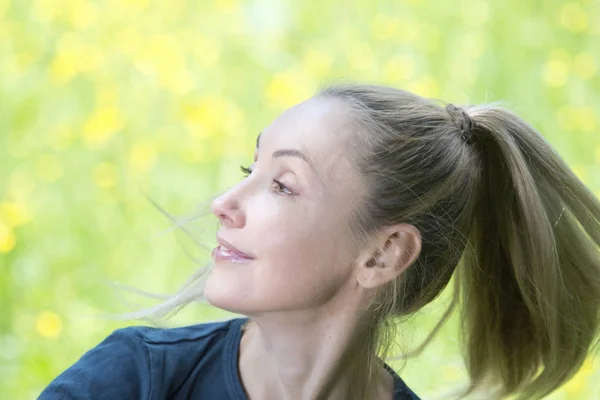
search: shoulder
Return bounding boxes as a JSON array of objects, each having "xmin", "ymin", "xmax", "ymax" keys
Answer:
[
  {"xmin": 112, "ymin": 317, "xmax": 243, "ymax": 383},
  {"xmin": 38, "ymin": 326, "xmax": 153, "ymax": 399},
  {"xmin": 120, "ymin": 317, "xmax": 241, "ymax": 372},
  {"xmin": 39, "ymin": 317, "xmax": 246, "ymax": 400}
]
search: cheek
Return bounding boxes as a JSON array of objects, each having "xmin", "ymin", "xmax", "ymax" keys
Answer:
[
  {"xmin": 205, "ymin": 192, "xmax": 360, "ymax": 313},
  {"xmin": 252, "ymin": 192, "xmax": 358, "ymax": 270},
  {"xmin": 256, "ymin": 211, "xmax": 356, "ymax": 297}
]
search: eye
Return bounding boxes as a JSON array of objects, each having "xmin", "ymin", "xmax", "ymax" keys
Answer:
[
  {"xmin": 272, "ymin": 179, "xmax": 294, "ymax": 196},
  {"xmin": 241, "ymin": 164, "xmax": 295, "ymax": 196}
]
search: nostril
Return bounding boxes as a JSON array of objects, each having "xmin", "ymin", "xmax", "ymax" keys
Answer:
[
  {"xmin": 211, "ymin": 196, "xmax": 227, "ymax": 218},
  {"xmin": 219, "ymin": 213, "xmax": 231, "ymax": 224},
  {"xmin": 210, "ymin": 190, "xmax": 244, "ymax": 228},
  {"xmin": 214, "ymin": 210, "xmax": 231, "ymax": 226}
]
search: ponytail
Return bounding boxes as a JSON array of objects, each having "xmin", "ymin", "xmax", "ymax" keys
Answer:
[{"xmin": 459, "ymin": 106, "xmax": 600, "ymax": 399}]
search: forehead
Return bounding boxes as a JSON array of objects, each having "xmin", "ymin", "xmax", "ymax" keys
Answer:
[
  {"xmin": 259, "ymin": 97, "xmax": 354, "ymax": 167},
  {"xmin": 261, "ymin": 97, "xmax": 366, "ymax": 212}
]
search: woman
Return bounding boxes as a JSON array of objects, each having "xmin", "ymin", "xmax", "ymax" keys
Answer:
[{"xmin": 39, "ymin": 84, "xmax": 600, "ymax": 400}]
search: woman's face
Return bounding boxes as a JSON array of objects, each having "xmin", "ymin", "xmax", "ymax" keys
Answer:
[{"xmin": 205, "ymin": 96, "xmax": 368, "ymax": 315}]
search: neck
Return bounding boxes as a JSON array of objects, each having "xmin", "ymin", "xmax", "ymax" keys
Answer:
[{"xmin": 237, "ymin": 286, "xmax": 392, "ymax": 400}]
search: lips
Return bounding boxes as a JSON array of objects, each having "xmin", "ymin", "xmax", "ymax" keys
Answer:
[{"xmin": 214, "ymin": 235, "xmax": 255, "ymax": 262}]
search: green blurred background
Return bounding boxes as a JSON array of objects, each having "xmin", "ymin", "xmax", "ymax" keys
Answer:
[{"xmin": 1, "ymin": 0, "xmax": 599, "ymax": 398}]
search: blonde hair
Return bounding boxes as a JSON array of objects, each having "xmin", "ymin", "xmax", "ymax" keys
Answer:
[{"xmin": 133, "ymin": 83, "xmax": 600, "ymax": 399}]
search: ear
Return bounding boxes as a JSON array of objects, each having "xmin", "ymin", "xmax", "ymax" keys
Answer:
[{"xmin": 356, "ymin": 224, "xmax": 422, "ymax": 290}]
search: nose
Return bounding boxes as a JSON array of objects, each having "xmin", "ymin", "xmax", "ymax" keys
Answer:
[{"xmin": 211, "ymin": 189, "xmax": 246, "ymax": 229}]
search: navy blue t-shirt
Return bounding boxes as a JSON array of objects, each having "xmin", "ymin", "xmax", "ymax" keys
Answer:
[{"xmin": 39, "ymin": 317, "xmax": 420, "ymax": 399}]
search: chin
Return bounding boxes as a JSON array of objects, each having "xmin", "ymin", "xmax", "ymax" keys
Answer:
[{"xmin": 204, "ymin": 271, "xmax": 254, "ymax": 315}]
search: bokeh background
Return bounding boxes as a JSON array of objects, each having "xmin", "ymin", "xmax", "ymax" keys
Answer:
[{"xmin": 1, "ymin": 0, "xmax": 599, "ymax": 398}]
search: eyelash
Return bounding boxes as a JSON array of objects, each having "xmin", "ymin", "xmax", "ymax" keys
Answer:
[
  {"xmin": 240, "ymin": 165, "xmax": 294, "ymax": 196},
  {"xmin": 240, "ymin": 165, "xmax": 252, "ymax": 176}
]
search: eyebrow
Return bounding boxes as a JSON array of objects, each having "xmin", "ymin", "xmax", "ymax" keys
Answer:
[
  {"xmin": 272, "ymin": 149, "xmax": 314, "ymax": 171},
  {"xmin": 256, "ymin": 132, "xmax": 316, "ymax": 175}
]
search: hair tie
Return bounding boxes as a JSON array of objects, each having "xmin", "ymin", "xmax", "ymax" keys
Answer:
[{"xmin": 446, "ymin": 104, "xmax": 475, "ymax": 143}]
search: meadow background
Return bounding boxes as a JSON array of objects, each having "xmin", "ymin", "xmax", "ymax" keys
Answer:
[{"xmin": 1, "ymin": 0, "xmax": 600, "ymax": 398}]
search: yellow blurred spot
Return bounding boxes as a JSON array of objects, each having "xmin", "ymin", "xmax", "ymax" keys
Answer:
[
  {"xmin": 371, "ymin": 14, "xmax": 400, "ymax": 41},
  {"xmin": 50, "ymin": 32, "xmax": 83, "ymax": 84},
  {"xmin": 113, "ymin": 27, "xmax": 141, "ymax": 56},
  {"xmin": 559, "ymin": 3, "xmax": 588, "ymax": 33},
  {"xmin": 0, "ymin": 0, "xmax": 9, "ymax": 19},
  {"xmin": 181, "ymin": 96, "xmax": 230, "ymax": 139},
  {"xmin": 50, "ymin": 32, "xmax": 103, "ymax": 84},
  {"xmin": 66, "ymin": 1, "xmax": 98, "ymax": 30},
  {"xmin": 442, "ymin": 365, "xmax": 463, "ymax": 381},
  {"xmin": 461, "ymin": 2, "xmax": 490, "ymax": 27},
  {"xmin": 595, "ymin": 146, "xmax": 600, "ymax": 164},
  {"xmin": 557, "ymin": 106, "xmax": 577, "ymax": 131},
  {"xmin": 83, "ymin": 107, "xmax": 124, "ymax": 148},
  {"xmin": 265, "ymin": 69, "xmax": 315, "ymax": 109},
  {"xmin": 451, "ymin": 59, "xmax": 477, "ymax": 84},
  {"xmin": 302, "ymin": 48, "xmax": 333, "ymax": 78},
  {"xmin": 191, "ymin": 35, "xmax": 221, "ymax": 69},
  {"xmin": 383, "ymin": 56, "xmax": 416, "ymax": 84},
  {"xmin": 463, "ymin": 34, "xmax": 486, "ymax": 59},
  {"xmin": 578, "ymin": 106, "xmax": 597, "ymax": 132},
  {"xmin": 215, "ymin": 0, "xmax": 238, "ymax": 12},
  {"xmin": 129, "ymin": 144, "xmax": 156, "ymax": 173},
  {"xmin": 124, "ymin": 0, "xmax": 150, "ymax": 10},
  {"xmin": 198, "ymin": 41, "xmax": 221, "ymax": 68},
  {"xmin": 95, "ymin": 85, "xmax": 119, "ymax": 106},
  {"xmin": 223, "ymin": 105, "xmax": 246, "ymax": 138},
  {"xmin": 36, "ymin": 154, "xmax": 63, "ymax": 182},
  {"xmin": 132, "ymin": 34, "xmax": 193, "ymax": 94},
  {"xmin": 179, "ymin": 145, "xmax": 207, "ymax": 164},
  {"xmin": 32, "ymin": 0, "xmax": 61, "ymax": 23},
  {"xmin": 572, "ymin": 165, "xmax": 588, "ymax": 183},
  {"xmin": 573, "ymin": 52, "xmax": 597, "ymax": 79},
  {"xmin": 164, "ymin": 68, "xmax": 196, "ymax": 95},
  {"xmin": 557, "ymin": 106, "xmax": 596, "ymax": 132},
  {"xmin": 549, "ymin": 48, "xmax": 571, "ymax": 62},
  {"xmin": 0, "ymin": 220, "xmax": 16, "ymax": 253},
  {"xmin": 581, "ymin": 357, "xmax": 595, "ymax": 373},
  {"xmin": 395, "ymin": 17, "xmax": 420, "ymax": 43},
  {"xmin": 562, "ymin": 357, "xmax": 594, "ymax": 393},
  {"xmin": 0, "ymin": 202, "xmax": 31, "ymax": 227},
  {"xmin": 78, "ymin": 46, "xmax": 104, "ymax": 73},
  {"xmin": 223, "ymin": 107, "xmax": 250, "ymax": 156},
  {"xmin": 407, "ymin": 77, "xmax": 439, "ymax": 98},
  {"xmin": 347, "ymin": 42, "xmax": 375, "ymax": 72},
  {"xmin": 5, "ymin": 169, "xmax": 36, "ymax": 202},
  {"xmin": 35, "ymin": 311, "xmax": 63, "ymax": 339},
  {"xmin": 133, "ymin": 36, "xmax": 173, "ymax": 75},
  {"xmin": 542, "ymin": 59, "xmax": 568, "ymax": 87},
  {"xmin": 16, "ymin": 50, "xmax": 40, "ymax": 74},
  {"xmin": 416, "ymin": 25, "xmax": 440, "ymax": 54},
  {"xmin": 92, "ymin": 162, "xmax": 118, "ymax": 189},
  {"xmin": 49, "ymin": 124, "xmax": 75, "ymax": 151}
]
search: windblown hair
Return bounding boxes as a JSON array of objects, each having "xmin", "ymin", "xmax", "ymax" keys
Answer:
[{"xmin": 134, "ymin": 83, "xmax": 600, "ymax": 399}]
